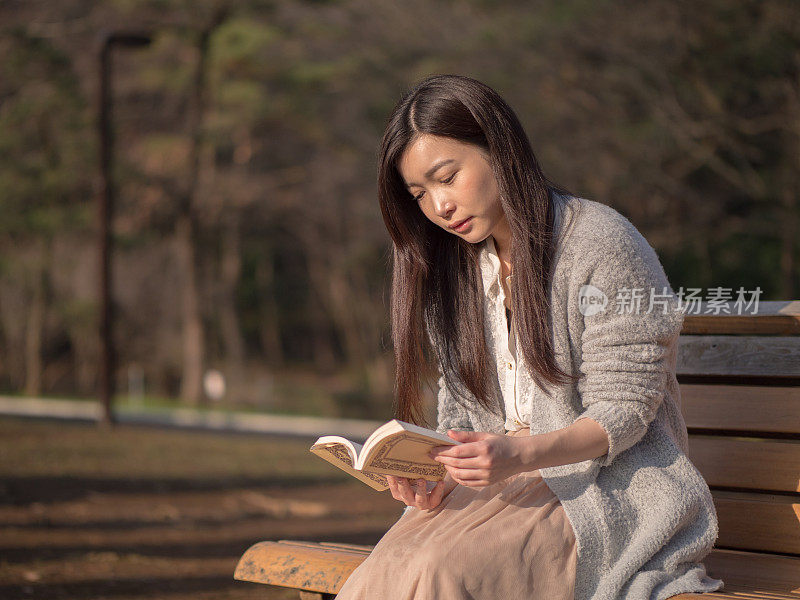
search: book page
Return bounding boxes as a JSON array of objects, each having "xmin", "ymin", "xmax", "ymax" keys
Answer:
[
  {"xmin": 362, "ymin": 432, "xmax": 450, "ymax": 481},
  {"xmin": 309, "ymin": 444, "xmax": 389, "ymax": 491},
  {"xmin": 359, "ymin": 419, "xmax": 458, "ymax": 469}
]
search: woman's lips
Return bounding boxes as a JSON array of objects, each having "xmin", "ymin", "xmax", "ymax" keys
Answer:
[{"xmin": 450, "ymin": 216, "xmax": 473, "ymax": 232}]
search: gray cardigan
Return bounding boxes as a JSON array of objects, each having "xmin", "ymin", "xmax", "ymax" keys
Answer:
[{"xmin": 433, "ymin": 193, "xmax": 724, "ymax": 600}]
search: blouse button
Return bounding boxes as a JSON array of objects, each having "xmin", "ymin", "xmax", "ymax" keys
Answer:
[{"xmin": 507, "ymin": 362, "xmax": 513, "ymax": 370}]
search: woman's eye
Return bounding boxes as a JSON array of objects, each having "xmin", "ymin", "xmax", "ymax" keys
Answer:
[{"xmin": 411, "ymin": 173, "xmax": 455, "ymax": 201}]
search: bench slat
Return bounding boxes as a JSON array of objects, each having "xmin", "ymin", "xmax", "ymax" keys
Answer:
[
  {"xmin": 272, "ymin": 539, "xmax": 370, "ymax": 554},
  {"xmin": 681, "ymin": 301, "xmax": 800, "ymax": 335},
  {"xmin": 317, "ymin": 541, "xmax": 375, "ymax": 552},
  {"xmin": 681, "ymin": 384, "xmax": 800, "ymax": 434},
  {"xmin": 234, "ymin": 540, "xmax": 368, "ymax": 594},
  {"xmin": 677, "ymin": 336, "xmax": 800, "ymax": 377},
  {"xmin": 673, "ymin": 593, "xmax": 799, "ymax": 600},
  {"xmin": 235, "ymin": 540, "xmax": 800, "ymax": 598},
  {"xmin": 702, "ymin": 548, "xmax": 800, "ymax": 595},
  {"xmin": 688, "ymin": 436, "xmax": 800, "ymax": 493},
  {"xmin": 713, "ymin": 491, "xmax": 800, "ymax": 554},
  {"xmin": 672, "ymin": 592, "xmax": 799, "ymax": 599}
]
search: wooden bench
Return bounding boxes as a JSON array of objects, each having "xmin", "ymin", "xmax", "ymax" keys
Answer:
[{"xmin": 234, "ymin": 301, "xmax": 800, "ymax": 599}]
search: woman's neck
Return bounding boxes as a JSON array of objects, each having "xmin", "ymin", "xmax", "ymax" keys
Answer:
[{"xmin": 491, "ymin": 219, "xmax": 513, "ymax": 280}]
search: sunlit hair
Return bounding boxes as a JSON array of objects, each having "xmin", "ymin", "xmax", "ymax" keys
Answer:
[{"xmin": 378, "ymin": 74, "xmax": 581, "ymax": 426}]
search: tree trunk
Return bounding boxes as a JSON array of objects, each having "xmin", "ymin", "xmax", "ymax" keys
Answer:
[
  {"xmin": 311, "ymin": 300, "xmax": 337, "ymax": 374},
  {"xmin": 175, "ymin": 13, "xmax": 226, "ymax": 405},
  {"xmin": 218, "ymin": 211, "xmax": 246, "ymax": 394},
  {"xmin": 779, "ymin": 187, "xmax": 797, "ymax": 299},
  {"xmin": 176, "ymin": 213, "xmax": 204, "ymax": 405},
  {"xmin": 255, "ymin": 250, "xmax": 284, "ymax": 367},
  {"xmin": 23, "ymin": 258, "xmax": 46, "ymax": 397},
  {"xmin": 306, "ymin": 257, "xmax": 370, "ymax": 378}
]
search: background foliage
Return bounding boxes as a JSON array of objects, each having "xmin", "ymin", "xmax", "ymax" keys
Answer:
[{"xmin": 0, "ymin": 0, "xmax": 797, "ymax": 419}]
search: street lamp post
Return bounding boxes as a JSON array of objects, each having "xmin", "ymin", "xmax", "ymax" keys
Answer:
[{"xmin": 97, "ymin": 31, "xmax": 152, "ymax": 427}]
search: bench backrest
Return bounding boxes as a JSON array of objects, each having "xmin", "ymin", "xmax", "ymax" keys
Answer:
[{"xmin": 678, "ymin": 301, "xmax": 800, "ymax": 591}]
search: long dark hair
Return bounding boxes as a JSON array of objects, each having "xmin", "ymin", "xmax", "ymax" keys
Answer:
[{"xmin": 378, "ymin": 74, "xmax": 581, "ymax": 427}]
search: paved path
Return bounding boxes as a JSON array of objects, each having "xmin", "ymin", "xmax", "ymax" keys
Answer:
[{"xmin": 0, "ymin": 396, "xmax": 385, "ymax": 441}]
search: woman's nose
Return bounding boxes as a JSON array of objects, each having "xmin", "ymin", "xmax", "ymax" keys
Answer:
[{"xmin": 431, "ymin": 190, "xmax": 455, "ymax": 219}]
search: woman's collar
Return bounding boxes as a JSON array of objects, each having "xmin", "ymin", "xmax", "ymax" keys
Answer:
[{"xmin": 477, "ymin": 194, "xmax": 568, "ymax": 298}]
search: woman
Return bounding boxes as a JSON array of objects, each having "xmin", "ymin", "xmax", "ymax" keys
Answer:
[{"xmin": 335, "ymin": 74, "xmax": 724, "ymax": 600}]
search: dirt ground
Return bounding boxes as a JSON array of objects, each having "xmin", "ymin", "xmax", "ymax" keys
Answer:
[{"xmin": 0, "ymin": 416, "xmax": 403, "ymax": 599}]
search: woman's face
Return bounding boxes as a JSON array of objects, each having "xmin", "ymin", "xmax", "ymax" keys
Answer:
[{"xmin": 398, "ymin": 133, "xmax": 506, "ymax": 244}]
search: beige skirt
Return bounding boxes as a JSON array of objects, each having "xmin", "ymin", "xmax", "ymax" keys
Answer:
[{"xmin": 335, "ymin": 428, "xmax": 577, "ymax": 599}]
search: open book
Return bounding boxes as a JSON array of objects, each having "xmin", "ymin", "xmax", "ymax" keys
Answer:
[{"xmin": 309, "ymin": 419, "xmax": 462, "ymax": 491}]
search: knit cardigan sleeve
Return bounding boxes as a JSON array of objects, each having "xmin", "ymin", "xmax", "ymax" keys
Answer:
[
  {"xmin": 435, "ymin": 370, "xmax": 475, "ymax": 434},
  {"xmin": 572, "ymin": 222, "xmax": 685, "ymax": 468},
  {"xmin": 426, "ymin": 328, "xmax": 474, "ymax": 435}
]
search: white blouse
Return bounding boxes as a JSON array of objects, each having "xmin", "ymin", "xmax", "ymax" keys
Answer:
[
  {"xmin": 479, "ymin": 235, "xmax": 527, "ymax": 432},
  {"xmin": 478, "ymin": 200, "xmax": 565, "ymax": 433}
]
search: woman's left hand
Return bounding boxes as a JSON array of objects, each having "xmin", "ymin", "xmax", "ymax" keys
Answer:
[{"xmin": 428, "ymin": 430, "xmax": 536, "ymax": 488}]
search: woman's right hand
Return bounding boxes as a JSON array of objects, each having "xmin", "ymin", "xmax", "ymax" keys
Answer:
[{"xmin": 386, "ymin": 472, "xmax": 458, "ymax": 510}]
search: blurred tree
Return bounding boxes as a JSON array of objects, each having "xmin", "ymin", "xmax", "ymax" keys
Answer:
[
  {"xmin": 0, "ymin": 0, "xmax": 796, "ymax": 417},
  {"xmin": 515, "ymin": 0, "xmax": 800, "ymax": 295},
  {"xmin": 0, "ymin": 29, "xmax": 94, "ymax": 395}
]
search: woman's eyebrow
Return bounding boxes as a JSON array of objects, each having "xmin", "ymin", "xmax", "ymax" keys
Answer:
[{"xmin": 404, "ymin": 159, "xmax": 456, "ymax": 189}]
